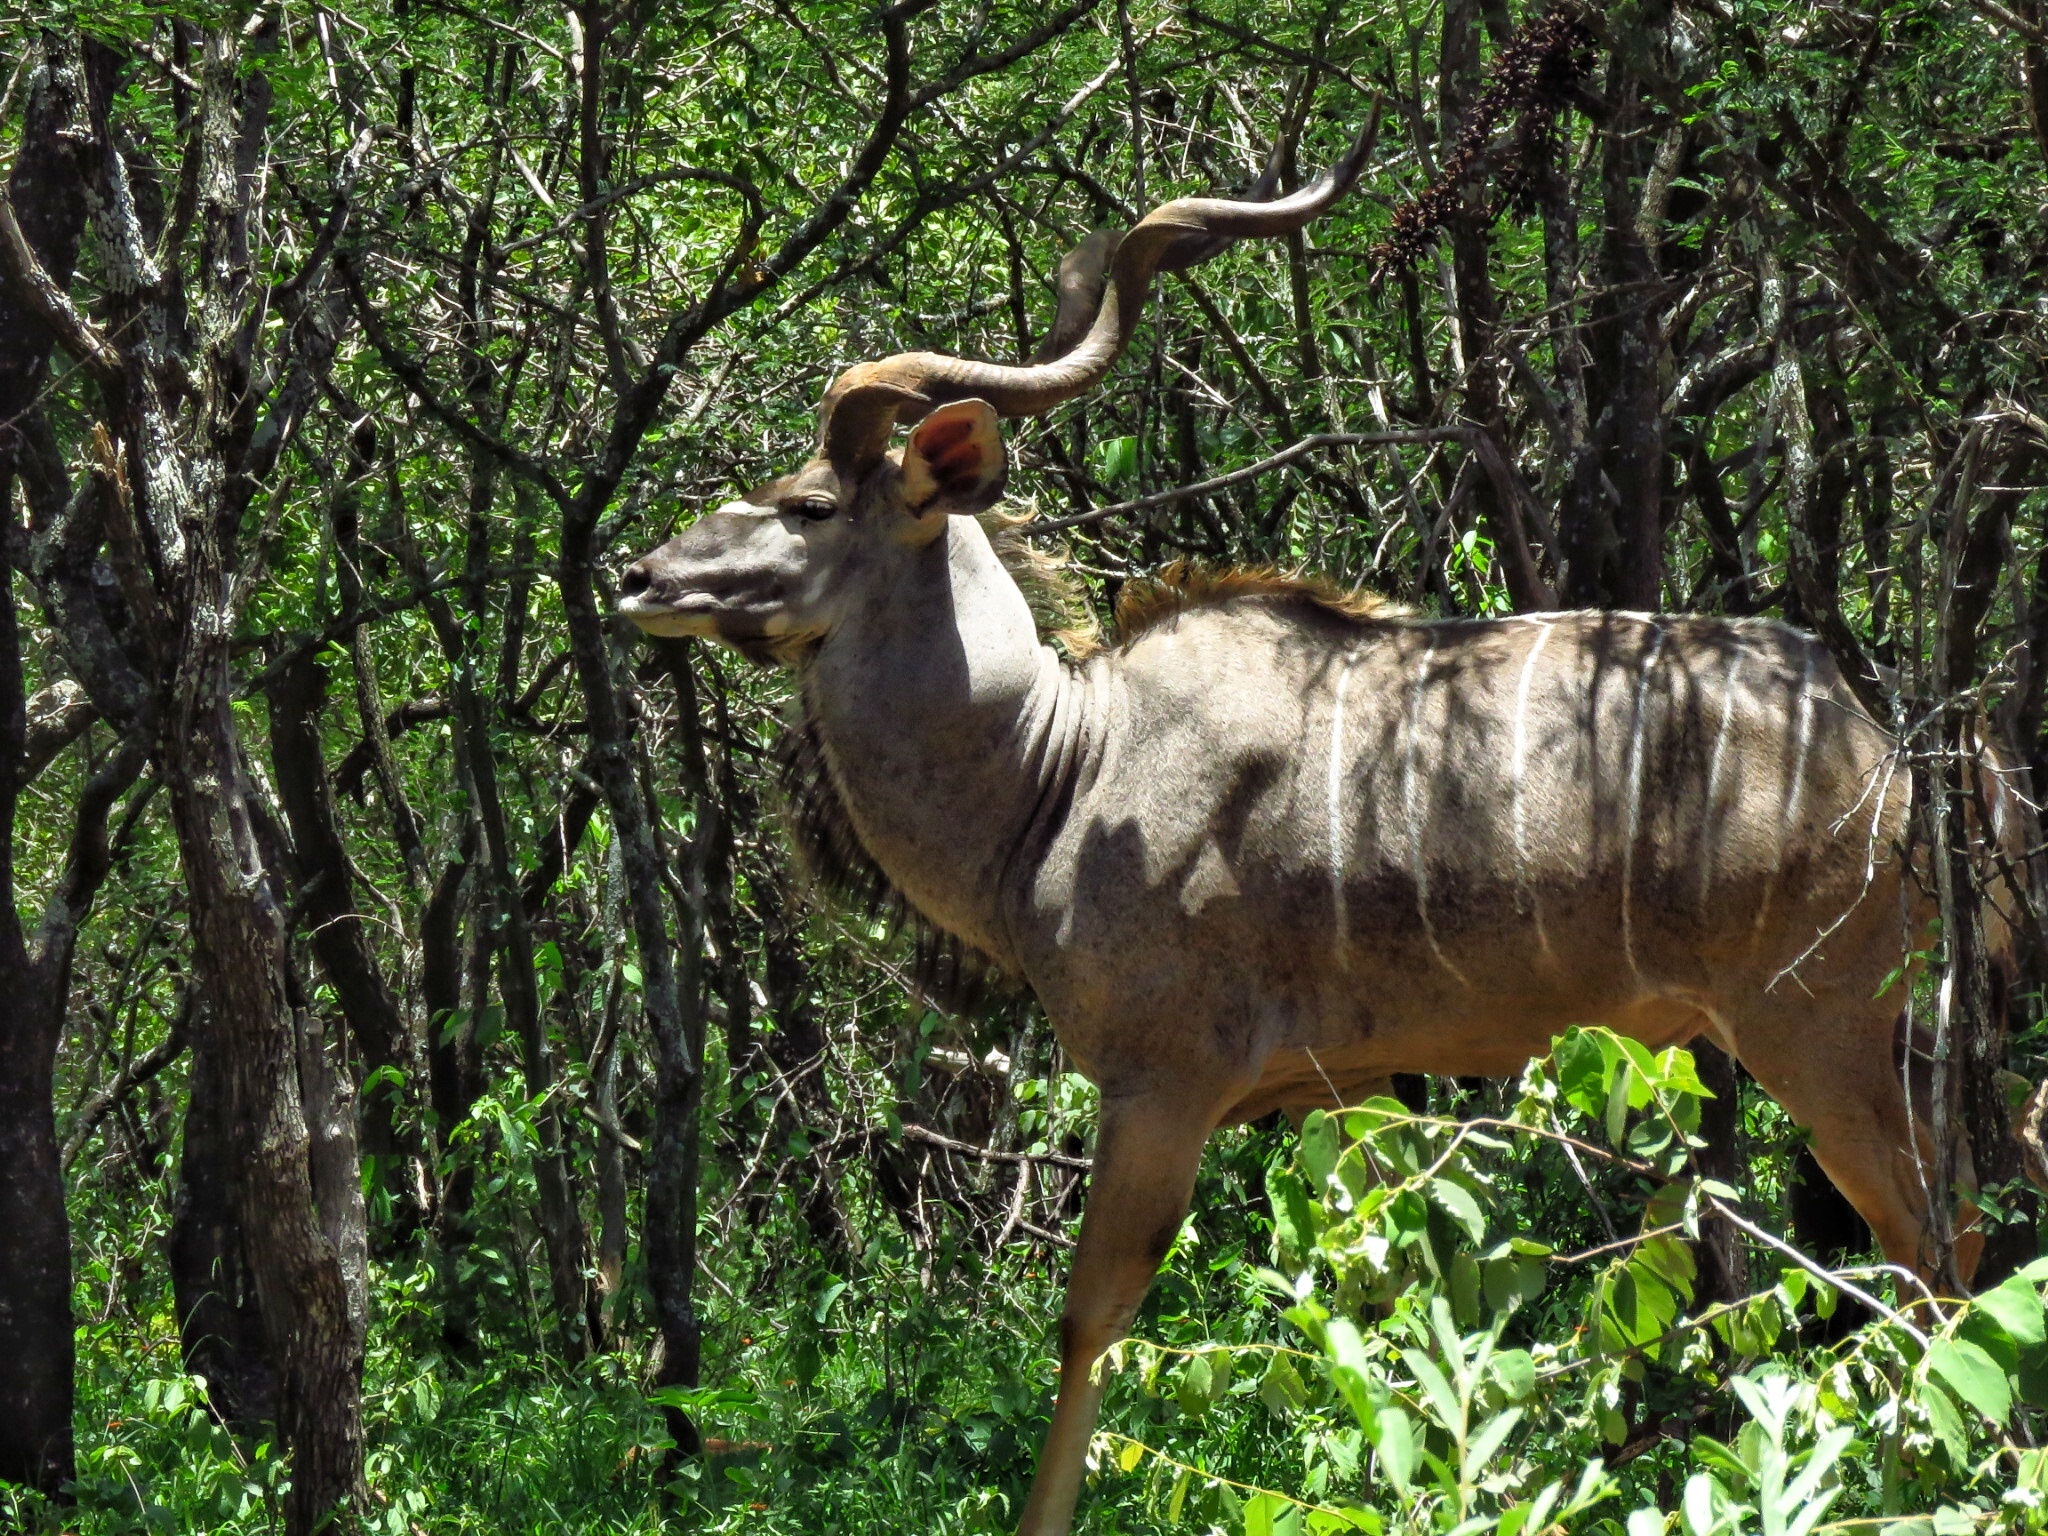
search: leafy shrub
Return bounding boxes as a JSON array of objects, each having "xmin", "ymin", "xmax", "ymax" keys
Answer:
[{"xmin": 1092, "ymin": 1030, "xmax": 2048, "ymax": 1535}]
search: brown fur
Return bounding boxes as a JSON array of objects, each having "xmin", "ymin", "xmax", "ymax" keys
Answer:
[
  {"xmin": 776, "ymin": 547, "xmax": 1407, "ymax": 1008},
  {"xmin": 623, "ymin": 456, "xmax": 1992, "ymax": 1536}
]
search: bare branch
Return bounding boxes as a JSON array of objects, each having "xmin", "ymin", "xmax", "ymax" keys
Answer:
[
  {"xmin": 0, "ymin": 186, "xmax": 123, "ymax": 388},
  {"xmin": 1028, "ymin": 430, "xmax": 1474, "ymax": 533},
  {"xmin": 901, "ymin": 1121, "xmax": 1094, "ymax": 1171}
]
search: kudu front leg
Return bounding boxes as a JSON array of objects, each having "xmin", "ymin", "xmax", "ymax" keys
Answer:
[{"xmin": 1015, "ymin": 1094, "xmax": 1220, "ymax": 1536}]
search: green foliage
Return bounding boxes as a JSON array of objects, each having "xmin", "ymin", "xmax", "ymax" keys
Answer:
[{"xmin": 1091, "ymin": 1033, "xmax": 2048, "ymax": 1535}]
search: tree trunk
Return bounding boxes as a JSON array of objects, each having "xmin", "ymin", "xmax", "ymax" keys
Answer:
[
  {"xmin": 0, "ymin": 958, "xmax": 78, "ymax": 1496},
  {"xmin": 0, "ymin": 31, "xmax": 118, "ymax": 1499},
  {"xmin": 608, "ymin": 635, "xmax": 707, "ymax": 1460},
  {"xmin": 267, "ymin": 648, "xmax": 424, "ymax": 1242},
  {"xmin": 420, "ymin": 844, "xmax": 481, "ymax": 1354},
  {"xmin": 1589, "ymin": 19, "xmax": 1671, "ymax": 611},
  {"xmin": 1690, "ymin": 1044, "xmax": 1749, "ymax": 1307},
  {"xmin": 162, "ymin": 586, "xmax": 367, "ymax": 1532},
  {"xmin": 168, "ymin": 1018, "xmax": 280, "ymax": 1433}
]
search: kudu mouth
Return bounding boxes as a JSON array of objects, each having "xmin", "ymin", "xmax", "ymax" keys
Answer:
[{"xmin": 617, "ymin": 545, "xmax": 789, "ymax": 640}]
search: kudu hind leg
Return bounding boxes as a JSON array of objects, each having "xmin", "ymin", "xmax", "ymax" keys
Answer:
[
  {"xmin": 1729, "ymin": 1001, "xmax": 1953, "ymax": 1280},
  {"xmin": 1016, "ymin": 1095, "xmax": 1219, "ymax": 1536}
]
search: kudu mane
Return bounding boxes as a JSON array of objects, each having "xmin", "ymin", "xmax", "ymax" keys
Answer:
[
  {"xmin": 775, "ymin": 519, "xmax": 1404, "ymax": 1010},
  {"xmin": 1103, "ymin": 560, "xmax": 1409, "ymax": 653}
]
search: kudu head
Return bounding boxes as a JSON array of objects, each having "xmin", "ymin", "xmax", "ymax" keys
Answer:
[{"xmin": 617, "ymin": 125, "xmax": 1373, "ymax": 659}]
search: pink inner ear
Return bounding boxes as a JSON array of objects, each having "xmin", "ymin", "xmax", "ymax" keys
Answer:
[{"xmin": 915, "ymin": 418, "xmax": 985, "ymax": 493}]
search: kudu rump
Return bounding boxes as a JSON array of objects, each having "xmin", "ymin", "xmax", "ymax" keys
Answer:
[{"xmin": 621, "ymin": 129, "xmax": 1989, "ymax": 1534}]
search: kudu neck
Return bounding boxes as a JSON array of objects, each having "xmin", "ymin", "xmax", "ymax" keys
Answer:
[{"xmin": 800, "ymin": 516, "xmax": 1084, "ymax": 967}]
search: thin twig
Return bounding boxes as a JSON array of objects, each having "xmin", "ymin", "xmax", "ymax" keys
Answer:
[
  {"xmin": 1705, "ymin": 1196, "xmax": 1932, "ymax": 1348},
  {"xmin": 1026, "ymin": 430, "xmax": 1474, "ymax": 534},
  {"xmin": 901, "ymin": 1121, "xmax": 1093, "ymax": 1172}
]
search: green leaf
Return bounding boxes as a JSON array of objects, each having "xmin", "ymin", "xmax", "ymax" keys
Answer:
[
  {"xmin": 1451, "ymin": 1250, "xmax": 1483, "ymax": 1327},
  {"xmin": 1258, "ymin": 1353, "xmax": 1310, "ymax": 1415},
  {"xmin": 1244, "ymin": 1494, "xmax": 1272, "ymax": 1536},
  {"xmin": 1323, "ymin": 1320, "xmax": 1382, "ymax": 1433},
  {"xmin": 1207, "ymin": 1348, "xmax": 1233, "ymax": 1404},
  {"xmin": 1400, "ymin": 1348, "xmax": 1464, "ymax": 1434},
  {"xmin": 1374, "ymin": 1407, "xmax": 1416, "ymax": 1491},
  {"xmin": 1916, "ymin": 1379, "xmax": 1973, "ymax": 1464},
  {"xmin": 1268, "ymin": 1165, "xmax": 1321, "ymax": 1270},
  {"xmin": 2016, "ymin": 1341, "xmax": 2048, "ymax": 1408},
  {"xmin": 1465, "ymin": 1405, "xmax": 1523, "ymax": 1472},
  {"xmin": 1973, "ymin": 1274, "xmax": 2047, "ymax": 1346},
  {"xmin": 1432, "ymin": 1179, "xmax": 1488, "ymax": 1246},
  {"xmin": 1556, "ymin": 1030, "xmax": 1613, "ymax": 1119},
  {"xmin": 1482, "ymin": 1257, "xmax": 1523, "ymax": 1315},
  {"xmin": 1095, "ymin": 435, "xmax": 1139, "ymax": 482},
  {"xmin": 1490, "ymin": 1349, "xmax": 1536, "ymax": 1402},
  {"xmin": 1925, "ymin": 1337, "xmax": 2011, "ymax": 1425},
  {"xmin": 1605, "ymin": 1061, "xmax": 1634, "ymax": 1146},
  {"xmin": 1300, "ymin": 1111, "xmax": 1341, "ymax": 1189},
  {"xmin": 812, "ymin": 1278, "xmax": 849, "ymax": 1323}
]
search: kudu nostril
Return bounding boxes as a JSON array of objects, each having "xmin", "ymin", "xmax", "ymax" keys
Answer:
[{"xmin": 619, "ymin": 562, "xmax": 652, "ymax": 598}]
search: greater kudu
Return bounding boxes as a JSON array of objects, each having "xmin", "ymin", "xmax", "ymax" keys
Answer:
[{"xmin": 619, "ymin": 135, "xmax": 1995, "ymax": 1536}]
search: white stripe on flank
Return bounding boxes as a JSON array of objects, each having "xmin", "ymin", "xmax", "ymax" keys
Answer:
[
  {"xmin": 1510, "ymin": 618, "xmax": 1557, "ymax": 957},
  {"xmin": 1404, "ymin": 634, "xmax": 1470, "ymax": 986},
  {"xmin": 1698, "ymin": 646, "xmax": 1747, "ymax": 913},
  {"xmin": 1783, "ymin": 651, "xmax": 1817, "ymax": 833},
  {"xmin": 1619, "ymin": 623, "xmax": 1666, "ymax": 982},
  {"xmin": 1754, "ymin": 650, "xmax": 1818, "ymax": 936},
  {"xmin": 1327, "ymin": 661, "xmax": 1353, "ymax": 966}
]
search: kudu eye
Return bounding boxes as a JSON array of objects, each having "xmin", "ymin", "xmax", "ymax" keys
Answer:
[{"xmin": 791, "ymin": 497, "xmax": 838, "ymax": 522}]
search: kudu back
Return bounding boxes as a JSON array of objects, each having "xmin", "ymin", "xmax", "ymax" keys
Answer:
[{"xmin": 619, "ymin": 128, "xmax": 1988, "ymax": 1536}]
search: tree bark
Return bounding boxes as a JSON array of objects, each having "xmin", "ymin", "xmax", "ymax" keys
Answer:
[
  {"xmin": 25, "ymin": 22, "xmax": 373, "ymax": 1527},
  {"xmin": 420, "ymin": 843, "xmax": 481, "ymax": 1353},
  {"xmin": 1588, "ymin": 17, "xmax": 1670, "ymax": 611},
  {"xmin": 607, "ymin": 634, "xmax": 707, "ymax": 1460},
  {"xmin": 0, "ymin": 897, "xmax": 83, "ymax": 1493},
  {"xmin": 168, "ymin": 1014, "xmax": 281, "ymax": 1433},
  {"xmin": 1935, "ymin": 438, "xmax": 2041, "ymax": 1285},
  {"xmin": 0, "ymin": 31, "xmax": 119, "ymax": 1499},
  {"xmin": 159, "ymin": 542, "xmax": 367, "ymax": 1528},
  {"xmin": 267, "ymin": 648, "xmax": 424, "ymax": 1241},
  {"xmin": 1690, "ymin": 1044, "xmax": 1749, "ymax": 1307},
  {"xmin": 1440, "ymin": 0, "xmax": 1552, "ymax": 614}
]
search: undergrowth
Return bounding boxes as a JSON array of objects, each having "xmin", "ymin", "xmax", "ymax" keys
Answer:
[{"xmin": 9, "ymin": 1030, "xmax": 2045, "ymax": 1535}]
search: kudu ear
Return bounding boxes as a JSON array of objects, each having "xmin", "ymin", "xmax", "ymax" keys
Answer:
[{"xmin": 899, "ymin": 400, "xmax": 1007, "ymax": 536}]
